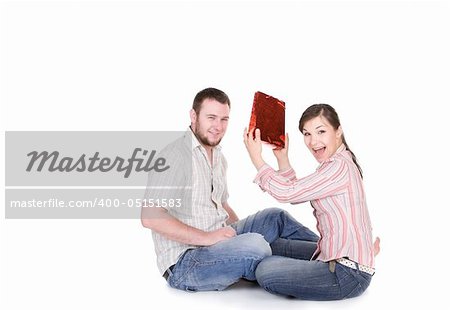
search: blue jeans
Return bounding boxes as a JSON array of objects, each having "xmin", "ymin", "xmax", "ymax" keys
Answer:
[
  {"xmin": 255, "ymin": 256, "xmax": 372, "ymax": 300},
  {"xmin": 166, "ymin": 208, "xmax": 319, "ymax": 291}
]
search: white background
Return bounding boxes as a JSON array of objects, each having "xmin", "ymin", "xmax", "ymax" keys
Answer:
[{"xmin": 1, "ymin": 0, "xmax": 450, "ymax": 309}]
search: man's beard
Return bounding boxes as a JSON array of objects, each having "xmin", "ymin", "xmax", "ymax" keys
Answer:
[{"xmin": 193, "ymin": 121, "xmax": 222, "ymax": 147}]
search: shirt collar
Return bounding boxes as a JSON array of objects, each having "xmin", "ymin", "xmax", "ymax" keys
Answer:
[
  {"xmin": 335, "ymin": 143, "xmax": 346, "ymax": 154},
  {"xmin": 317, "ymin": 143, "xmax": 346, "ymax": 169}
]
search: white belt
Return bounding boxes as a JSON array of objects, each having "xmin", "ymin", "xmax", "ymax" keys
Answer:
[{"xmin": 336, "ymin": 258, "xmax": 375, "ymax": 276}]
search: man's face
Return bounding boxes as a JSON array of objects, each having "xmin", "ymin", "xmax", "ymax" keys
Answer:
[{"xmin": 190, "ymin": 98, "xmax": 230, "ymax": 147}]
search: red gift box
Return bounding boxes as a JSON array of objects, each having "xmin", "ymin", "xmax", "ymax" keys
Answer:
[{"xmin": 249, "ymin": 91, "xmax": 286, "ymax": 148}]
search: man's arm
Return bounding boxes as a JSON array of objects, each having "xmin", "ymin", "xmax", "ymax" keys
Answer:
[
  {"xmin": 222, "ymin": 201, "xmax": 239, "ymax": 225},
  {"xmin": 141, "ymin": 206, "xmax": 236, "ymax": 246}
]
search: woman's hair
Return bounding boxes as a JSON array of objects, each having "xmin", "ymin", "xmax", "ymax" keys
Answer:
[{"xmin": 298, "ymin": 104, "xmax": 363, "ymax": 178}]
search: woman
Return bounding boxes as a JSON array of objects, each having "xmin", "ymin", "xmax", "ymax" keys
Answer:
[{"xmin": 243, "ymin": 104, "xmax": 377, "ymax": 300}]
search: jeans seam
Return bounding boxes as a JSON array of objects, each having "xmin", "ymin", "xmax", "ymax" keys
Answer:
[
  {"xmin": 172, "ymin": 260, "xmax": 198, "ymax": 288},
  {"xmin": 190, "ymin": 255, "xmax": 265, "ymax": 267},
  {"xmin": 344, "ymin": 282, "xmax": 363, "ymax": 299},
  {"xmin": 172, "ymin": 253, "xmax": 264, "ymax": 288}
]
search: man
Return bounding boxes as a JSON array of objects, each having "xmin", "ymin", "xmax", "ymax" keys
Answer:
[{"xmin": 141, "ymin": 87, "xmax": 322, "ymax": 292}]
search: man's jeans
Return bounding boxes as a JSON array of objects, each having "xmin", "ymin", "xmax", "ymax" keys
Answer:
[{"xmin": 166, "ymin": 208, "xmax": 319, "ymax": 291}]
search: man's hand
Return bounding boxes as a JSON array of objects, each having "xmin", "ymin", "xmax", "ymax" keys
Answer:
[
  {"xmin": 203, "ymin": 226, "xmax": 236, "ymax": 246},
  {"xmin": 142, "ymin": 207, "xmax": 236, "ymax": 246}
]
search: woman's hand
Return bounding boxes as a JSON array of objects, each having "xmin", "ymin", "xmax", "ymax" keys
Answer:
[
  {"xmin": 272, "ymin": 133, "xmax": 291, "ymax": 171},
  {"xmin": 243, "ymin": 128, "xmax": 266, "ymax": 170}
]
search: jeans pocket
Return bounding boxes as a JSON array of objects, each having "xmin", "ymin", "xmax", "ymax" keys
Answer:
[
  {"xmin": 336, "ymin": 265, "xmax": 371, "ymax": 299},
  {"xmin": 169, "ymin": 263, "xmax": 198, "ymax": 290},
  {"xmin": 169, "ymin": 251, "xmax": 199, "ymax": 289},
  {"xmin": 345, "ymin": 283, "xmax": 365, "ymax": 299}
]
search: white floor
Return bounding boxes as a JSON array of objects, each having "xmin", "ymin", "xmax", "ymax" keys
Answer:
[
  {"xmin": 146, "ymin": 277, "xmax": 381, "ymax": 310},
  {"xmin": 2, "ymin": 219, "xmax": 440, "ymax": 310}
]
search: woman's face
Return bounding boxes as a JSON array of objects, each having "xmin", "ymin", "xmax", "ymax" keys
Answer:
[{"xmin": 302, "ymin": 115, "xmax": 343, "ymax": 163}]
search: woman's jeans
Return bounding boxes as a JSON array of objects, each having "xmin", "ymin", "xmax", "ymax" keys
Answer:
[{"xmin": 255, "ymin": 255, "xmax": 372, "ymax": 300}]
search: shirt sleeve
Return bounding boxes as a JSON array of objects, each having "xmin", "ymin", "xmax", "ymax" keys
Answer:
[
  {"xmin": 143, "ymin": 143, "xmax": 190, "ymax": 213},
  {"xmin": 278, "ymin": 167, "xmax": 298, "ymax": 182},
  {"xmin": 253, "ymin": 159, "xmax": 349, "ymax": 203}
]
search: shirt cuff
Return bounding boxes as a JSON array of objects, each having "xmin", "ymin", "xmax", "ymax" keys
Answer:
[
  {"xmin": 253, "ymin": 164, "xmax": 275, "ymax": 190},
  {"xmin": 278, "ymin": 167, "xmax": 296, "ymax": 181}
]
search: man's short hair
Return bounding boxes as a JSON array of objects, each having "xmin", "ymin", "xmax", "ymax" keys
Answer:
[{"xmin": 192, "ymin": 88, "xmax": 231, "ymax": 114}]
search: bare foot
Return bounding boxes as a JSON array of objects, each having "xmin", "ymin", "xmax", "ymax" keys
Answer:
[{"xmin": 373, "ymin": 237, "xmax": 380, "ymax": 256}]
